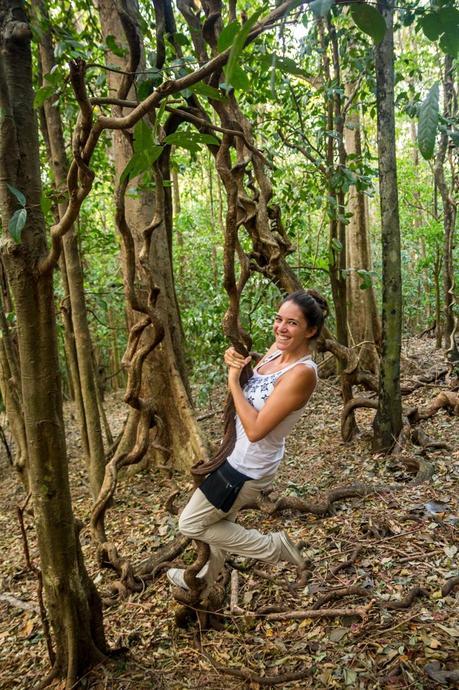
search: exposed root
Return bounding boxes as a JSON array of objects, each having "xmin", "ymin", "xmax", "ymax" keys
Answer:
[
  {"xmin": 341, "ymin": 398, "xmax": 378, "ymax": 442},
  {"xmin": 408, "ymin": 391, "xmax": 459, "ymax": 423},
  {"xmin": 165, "ymin": 490, "xmax": 181, "ymax": 516},
  {"xmin": 200, "ymin": 649, "xmax": 312, "ymax": 686},
  {"xmin": 329, "ymin": 546, "xmax": 364, "ymax": 577},
  {"xmin": 255, "ymin": 482, "xmax": 386, "ymax": 516},
  {"xmin": 441, "ymin": 575, "xmax": 459, "ymax": 597},
  {"xmin": 137, "ymin": 535, "xmax": 190, "ymax": 577},
  {"xmin": 384, "ymin": 585, "xmax": 428, "ymax": 610},
  {"xmin": 411, "ymin": 427, "xmax": 452, "ymax": 452}
]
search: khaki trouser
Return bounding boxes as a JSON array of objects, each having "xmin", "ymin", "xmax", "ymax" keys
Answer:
[{"xmin": 178, "ymin": 473, "xmax": 300, "ymax": 587}]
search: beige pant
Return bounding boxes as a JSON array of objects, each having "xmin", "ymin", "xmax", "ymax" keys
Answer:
[{"xmin": 178, "ymin": 473, "xmax": 299, "ymax": 587}]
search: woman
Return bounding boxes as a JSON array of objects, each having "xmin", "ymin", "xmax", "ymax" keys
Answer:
[{"xmin": 168, "ymin": 289, "xmax": 327, "ymax": 592}]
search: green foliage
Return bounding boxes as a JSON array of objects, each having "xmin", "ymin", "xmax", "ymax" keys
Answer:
[
  {"xmin": 419, "ymin": 6, "xmax": 459, "ymax": 57},
  {"xmin": 222, "ymin": 9, "xmax": 262, "ymax": 91},
  {"xmin": 7, "ymin": 184, "xmax": 26, "ymax": 207},
  {"xmin": 6, "ymin": 184, "xmax": 27, "ymax": 243},
  {"xmin": 418, "ymin": 83, "xmax": 440, "ymax": 160},
  {"xmin": 350, "ymin": 3, "xmax": 386, "ymax": 44},
  {"xmin": 8, "ymin": 209, "xmax": 27, "ymax": 243}
]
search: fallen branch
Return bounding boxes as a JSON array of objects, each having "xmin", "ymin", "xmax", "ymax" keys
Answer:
[
  {"xmin": 0, "ymin": 593, "xmax": 39, "ymax": 613},
  {"xmin": 263, "ymin": 601, "xmax": 373, "ymax": 621},
  {"xmin": 329, "ymin": 546, "xmax": 364, "ymax": 577},
  {"xmin": 315, "ymin": 584, "xmax": 370, "ymax": 608}
]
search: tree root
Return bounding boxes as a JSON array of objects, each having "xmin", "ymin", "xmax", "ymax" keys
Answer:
[
  {"xmin": 441, "ymin": 575, "xmax": 459, "ymax": 597},
  {"xmin": 341, "ymin": 398, "xmax": 378, "ymax": 442},
  {"xmin": 383, "ymin": 585, "xmax": 428, "ymax": 610},
  {"xmin": 165, "ymin": 490, "xmax": 181, "ymax": 516},
  {"xmin": 408, "ymin": 391, "xmax": 459, "ymax": 422},
  {"xmin": 253, "ymin": 482, "xmax": 387, "ymax": 517},
  {"xmin": 199, "ymin": 649, "xmax": 312, "ymax": 686},
  {"xmin": 137, "ymin": 534, "xmax": 190, "ymax": 578},
  {"xmin": 329, "ymin": 546, "xmax": 364, "ymax": 577}
]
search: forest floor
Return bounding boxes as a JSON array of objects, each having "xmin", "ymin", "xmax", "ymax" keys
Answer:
[{"xmin": 0, "ymin": 337, "xmax": 458, "ymax": 690}]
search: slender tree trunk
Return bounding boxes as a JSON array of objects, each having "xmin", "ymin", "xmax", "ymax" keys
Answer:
[
  {"xmin": 434, "ymin": 247, "xmax": 443, "ymax": 349},
  {"xmin": 36, "ymin": 6, "xmax": 106, "ymax": 497},
  {"xmin": 0, "ymin": 4, "xmax": 107, "ymax": 685},
  {"xmin": 344, "ymin": 87, "xmax": 381, "ymax": 373},
  {"xmin": 372, "ymin": 0, "xmax": 403, "ymax": 450},
  {"xmin": 434, "ymin": 56, "xmax": 458, "ymax": 363}
]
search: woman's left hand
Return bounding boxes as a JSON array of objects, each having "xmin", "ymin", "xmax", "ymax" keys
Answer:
[{"xmin": 224, "ymin": 347, "xmax": 251, "ymax": 385}]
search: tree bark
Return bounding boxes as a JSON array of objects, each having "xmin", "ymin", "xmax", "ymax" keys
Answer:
[
  {"xmin": 434, "ymin": 56, "xmax": 458, "ymax": 363},
  {"xmin": 0, "ymin": 3, "xmax": 107, "ymax": 685},
  {"xmin": 36, "ymin": 5, "xmax": 106, "ymax": 498},
  {"xmin": 372, "ymin": 0, "xmax": 403, "ymax": 450},
  {"xmin": 97, "ymin": 0, "xmax": 207, "ymax": 471},
  {"xmin": 344, "ymin": 86, "xmax": 381, "ymax": 373}
]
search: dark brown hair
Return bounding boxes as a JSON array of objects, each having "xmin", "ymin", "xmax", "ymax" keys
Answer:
[{"xmin": 281, "ymin": 289, "xmax": 328, "ymax": 338}]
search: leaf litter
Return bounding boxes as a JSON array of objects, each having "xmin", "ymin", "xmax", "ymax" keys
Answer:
[{"xmin": 0, "ymin": 337, "xmax": 458, "ymax": 689}]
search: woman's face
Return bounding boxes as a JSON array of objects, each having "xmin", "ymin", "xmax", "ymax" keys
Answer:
[{"xmin": 273, "ymin": 301, "xmax": 317, "ymax": 352}]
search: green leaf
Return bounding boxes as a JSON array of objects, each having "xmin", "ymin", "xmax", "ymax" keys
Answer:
[
  {"xmin": 418, "ymin": 82, "xmax": 440, "ymax": 160},
  {"xmin": 217, "ymin": 21, "xmax": 240, "ymax": 52},
  {"xmin": 309, "ymin": 0, "xmax": 335, "ymax": 19},
  {"xmin": 189, "ymin": 81, "xmax": 224, "ymax": 101},
  {"xmin": 331, "ymin": 237, "xmax": 342, "ymax": 252},
  {"xmin": 8, "ymin": 208, "xmax": 27, "ymax": 243},
  {"xmin": 33, "ymin": 85, "xmax": 54, "ymax": 109},
  {"xmin": 228, "ymin": 64, "xmax": 250, "ymax": 91},
  {"xmin": 223, "ymin": 9, "xmax": 262, "ymax": 90},
  {"xmin": 357, "ymin": 269, "xmax": 375, "ymax": 290},
  {"xmin": 133, "ymin": 119, "xmax": 153, "ymax": 154},
  {"xmin": 439, "ymin": 30, "xmax": 459, "ymax": 58},
  {"xmin": 120, "ymin": 145, "xmax": 163, "ymax": 182},
  {"xmin": 7, "ymin": 184, "xmax": 26, "ymax": 207},
  {"xmin": 263, "ymin": 53, "xmax": 308, "ymax": 78},
  {"xmin": 350, "ymin": 3, "xmax": 386, "ymax": 44},
  {"xmin": 448, "ymin": 130, "xmax": 459, "ymax": 146},
  {"xmin": 40, "ymin": 192, "xmax": 52, "ymax": 216},
  {"xmin": 438, "ymin": 6, "xmax": 459, "ymax": 31},
  {"xmin": 137, "ymin": 79, "xmax": 155, "ymax": 101},
  {"xmin": 419, "ymin": 12, "xmax": 442, "ymax": 41},
  {"xmin": 105, "ymin": 34, "xmax": 127, "ymax": 58}
]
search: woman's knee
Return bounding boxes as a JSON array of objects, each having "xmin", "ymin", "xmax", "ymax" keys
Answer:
[{"xmin": 178, "ymin": 511, "xmax": 204, "ymax": 538}]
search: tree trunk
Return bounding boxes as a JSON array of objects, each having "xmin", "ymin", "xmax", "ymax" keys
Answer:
[
  {"xmin": 0, "ymin": 4, "xmax": 107, "ymax": 685},
  {"xmin": 98, "ymin": 0, "xmax": 207, "ymax": 471},
  {"xmin": 372, "ymin": 0, "xmax": 403, "ymax": 450},
  {"xmin": 434, "ymin": 56, "xmax": 458, "ymax": 363},
  {"xmin": 344, "ymin": 87, "xmax": 381, "ymax": 373},
  {"xmin": 36, "ymin": 2, "xmax": 106, "ymax": 497}
]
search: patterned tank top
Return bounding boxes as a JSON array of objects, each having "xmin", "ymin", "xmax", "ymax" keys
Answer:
[{"xmin": 227, "ymin": 351, "xmax": 318, "ymax": 479}]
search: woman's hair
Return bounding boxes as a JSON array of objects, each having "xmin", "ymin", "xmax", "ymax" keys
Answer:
[{"xmin": 280, "ymin": 289, "xmax": 328, "ymax": 339}]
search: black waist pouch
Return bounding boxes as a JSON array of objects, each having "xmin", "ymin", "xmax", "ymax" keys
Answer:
[{"xmin": 200, "ymin": 460, "xmax": 251, "ymax": 512}]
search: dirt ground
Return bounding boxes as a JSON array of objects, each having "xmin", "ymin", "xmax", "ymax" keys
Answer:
[{"xmin": 0, "ymin": 337, "xmax": 458, "ymax": 690}]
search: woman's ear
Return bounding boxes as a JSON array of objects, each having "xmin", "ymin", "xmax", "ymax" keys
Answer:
[{"xmin": 306, "ymin": 326, "xmax": 318, "ymax": 340}]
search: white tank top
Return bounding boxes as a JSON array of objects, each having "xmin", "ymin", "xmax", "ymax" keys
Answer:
[{"xmin": 227, "ymin": 351, "xmax": 318, "ymax": 479}]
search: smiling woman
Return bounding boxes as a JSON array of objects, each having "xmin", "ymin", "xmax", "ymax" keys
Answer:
[{"xmin": 168, "ymin": 289, "xmax": 328, "ymax": 594}]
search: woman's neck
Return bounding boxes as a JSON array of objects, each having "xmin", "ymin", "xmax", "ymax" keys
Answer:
[{"xmin": 277, "ymin": 345, "xmax": 312, "ymax": 364}]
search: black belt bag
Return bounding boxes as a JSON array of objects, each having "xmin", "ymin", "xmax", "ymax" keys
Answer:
[{"xmin": 200, "ymin": 460, "xmax": 251, "ymax": 512}]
